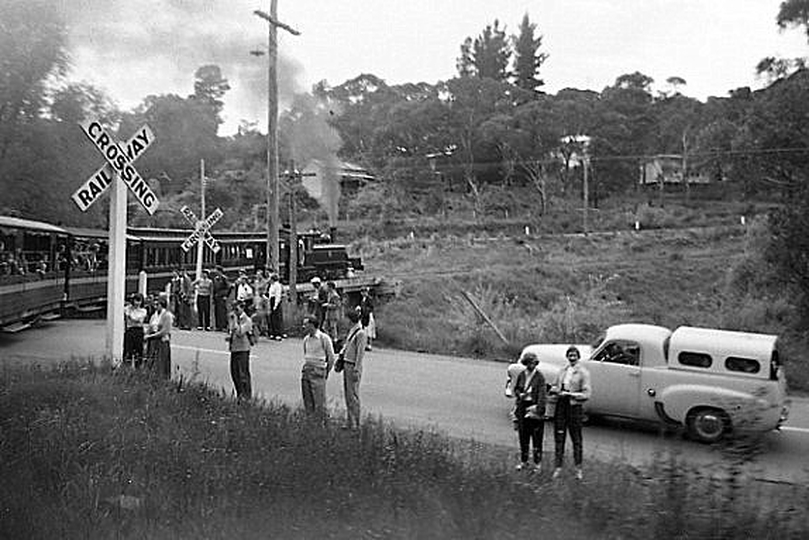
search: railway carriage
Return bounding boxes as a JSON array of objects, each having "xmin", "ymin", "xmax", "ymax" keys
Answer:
[
  {"xmin": 1, "ymin": 215, "xmax": 366, "ymax": 332},
  {"xmin": 0, "ymin": 217, "xmax": 70, "ymax": 331}
]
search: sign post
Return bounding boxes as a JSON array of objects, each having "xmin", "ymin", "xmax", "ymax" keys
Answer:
[
  {"xmin": 180, "ymin": 206, "xmax": 223, "ymax": 260},
  {"xmin": 72, "ymin": 119, "xmax": 158, "ymax": 365}
]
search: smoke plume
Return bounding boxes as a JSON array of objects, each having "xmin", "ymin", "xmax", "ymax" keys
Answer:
[{"xmin": 58, "ymin": 0, "xmax": 304, "ymax": 132}]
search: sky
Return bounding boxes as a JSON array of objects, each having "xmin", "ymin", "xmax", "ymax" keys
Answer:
[{"xmin": 60, "ymin": 0, "xmax": 809, "ymax": 135}]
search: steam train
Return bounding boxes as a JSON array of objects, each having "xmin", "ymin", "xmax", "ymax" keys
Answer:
[{"xmin": 0, "ymin": 215, "xmax": 363, "ymax": 332}]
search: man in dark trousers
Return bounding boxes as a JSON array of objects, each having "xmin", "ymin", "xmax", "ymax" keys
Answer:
[
  {"xmin": 226, "ymin": 300, "xmax": 253, "ymax": 401},
  {"xmin": 213, "ymin": 265, "xmax": 231, "ymax": 331}
]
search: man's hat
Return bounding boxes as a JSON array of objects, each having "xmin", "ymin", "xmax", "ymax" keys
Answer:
[{"xmin": 310, "ymin": 276, "xmax": 321, "ymax": 284}]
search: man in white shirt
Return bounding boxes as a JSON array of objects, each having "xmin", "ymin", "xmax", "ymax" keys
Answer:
[
  {"xmin": 236, "ymin": 273, "xmax": 254, "ymax": 315},
  {"xmin": 267, "ymin": 273, "xmax": 284, "ymax": 340},
  {"xmin": 301, "ymin": 316, "xmax": 335, "ymax": 419}
]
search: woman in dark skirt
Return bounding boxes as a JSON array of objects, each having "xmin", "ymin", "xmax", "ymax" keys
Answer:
[{"xmin": 145, "ymin": 295, "xmax": 174, "ymax": 379}]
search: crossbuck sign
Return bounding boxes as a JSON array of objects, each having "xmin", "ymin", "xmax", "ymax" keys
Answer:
[
  {"xmin": 180, "ymin": 205, "xmax": 223, "ymax": 254},
  {"xmin": 71, "ymin": 120, "xmax": 159, "ymax": 215}
]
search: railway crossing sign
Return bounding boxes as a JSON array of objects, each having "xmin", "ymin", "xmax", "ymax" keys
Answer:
[
  {"xmin": 69, "ymin": 118, "xmax": 160, "ymax": 365},
  {"xmin": 72, "ymin": 120, "xmax": 159, "ymax": 215},
  {"xmin": 180, "ymin": 205, "xmax": 222, "ymax": 254}
]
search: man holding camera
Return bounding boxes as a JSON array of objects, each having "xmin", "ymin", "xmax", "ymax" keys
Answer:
[
  {"xmin": 227, "ymin": 300, "xmax": 253, "ymax": 401},
  {"xmin": 336, "ymin": 309, "xmax": 368, "ymax": 430}
]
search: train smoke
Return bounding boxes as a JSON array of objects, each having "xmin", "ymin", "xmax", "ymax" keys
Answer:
[
  {"xmin": 58, "ymin": 0, "xmax": 304, "ymax": 131},
  {"xmin": 284, "ymin": 92, "xmax": 342, "ymax": 226}
]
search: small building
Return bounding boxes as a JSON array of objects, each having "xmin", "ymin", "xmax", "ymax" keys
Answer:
[
  {"xmin": 300, "ymin": 159, "xmax": 376, "ymax": 204},
  {"xmin": 639, "ymin": 155, "xmax": 712, "ymax": 186}
]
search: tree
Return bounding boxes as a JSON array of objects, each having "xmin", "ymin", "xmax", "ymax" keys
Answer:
[
  {"xmin": 766, "ymin": 182, "xmax": 809, "ymax": 326},
  {"xmin": 597, "ymin": 72, "xmax": 657, "ymax": 193},
  {"xmin": 456, "ymin": 37, "xmax": 475, "ymax": 78},
  {"xmin": 315, "ymin": 74, "xmax": 400, "ymax": 162},
  {"xmin": 777, "ymin": 0, "xmax": 809, "ymax": 40},
  {"xmin": 456, "ymin": 21, "xmax": 512, "ymax": 82},
  {"xmin": 0, "ymin": 0, "xmax": 68, "ymax": 159},
  {"xmin": 119, "ymin": 91, "xmax": 222, "ymax": 199},
  {"xmin": 443, "ymin": 77, "xmax": 515, "ymax": 218},
  {"xmin": 512, "ymin": 13, "xmax": 549, "ymax": 93},
  {"xmin": 50, "ymin": 82, "xmax": 119, "ymax": 125},
  {"xmin": 653, "ymin": 94, "xmax": 703, "ymax": 198},
  {"xmin": 191, "ymin": 65, "xmax": 231, "ymax": 128}
]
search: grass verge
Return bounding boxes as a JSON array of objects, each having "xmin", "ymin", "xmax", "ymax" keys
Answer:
[{"xmin": 1, "ymin": 360, "xmax": 807, "ymax": 539}]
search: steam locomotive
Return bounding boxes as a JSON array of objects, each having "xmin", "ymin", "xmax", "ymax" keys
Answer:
[{"xmin": 0, "ymin": 215, "xmax": 363, "ymax": 332}]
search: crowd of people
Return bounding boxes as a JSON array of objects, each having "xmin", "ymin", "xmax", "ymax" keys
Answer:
[
  {"xmin": 122, "ymin": 269, "xmax": 378, "ymax": 431},
  {"xmin": 126, "ymin": 271, "xmax": 594, "ymax": 478},
  {"xmin": 507, "ymin": 346, "xmax": 592, "ymax": 480}
]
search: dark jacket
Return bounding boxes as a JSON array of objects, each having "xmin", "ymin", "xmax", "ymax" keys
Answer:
[{"xmin": 514, "ymin": 368, "xmax": 547, "ymax": 419}]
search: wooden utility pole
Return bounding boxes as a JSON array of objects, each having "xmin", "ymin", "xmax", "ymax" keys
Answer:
[
  {"xmin": 254, "ymin": 2, "xmax": 300, "ymax": 275},
  {"xmin": 195, "ymin": 159, "xmax": 205, "ymax": 281}
]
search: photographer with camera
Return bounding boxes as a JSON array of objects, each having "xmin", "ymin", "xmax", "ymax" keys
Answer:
[
  {"xmin": 335, "ymin": 309, "xmax": 368, "ymax": 430},
  {"xmin": 513, "ymin": 351, "xmax": 546, "ymax": 473},
  {"xmin": 226, "ymin": 300, "xmax": 254, "ymax": 401}
]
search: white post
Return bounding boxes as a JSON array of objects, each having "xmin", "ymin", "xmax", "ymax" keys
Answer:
[
  {"xmin": 106, "ymin": 172, "xmax": 127, "ymax": 365},
  {"xmin": 195, "ymin": 159, "xmax": 205, "ymax": 281},
  {"xmin": 582, "ymin": 157, "xmax": 589, "ymax": 235},
  {"xmin": 138, "ymin": 270, "xmax": 147, "ymax": 296}
]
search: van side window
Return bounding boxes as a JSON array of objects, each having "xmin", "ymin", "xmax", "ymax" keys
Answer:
[
  {"xmin": 678, "ymin": 352, "xmax": 712, "ymax": 368},
  {"xmin": 725, "ymin": 357, "xmax": 760, "ymax": 374}
]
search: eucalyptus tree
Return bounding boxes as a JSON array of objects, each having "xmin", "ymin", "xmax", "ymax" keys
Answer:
[
  {"xmin": 480, "ymin": 95, "xmax": 564, "ymax": 214},
  {"xmin": 442, "ymin": 77, "xmax": 517, "ymax": 218},
  {"xmin": 315, "ymin": 74, "xmax": 401, "ymax": 164},
  {"xmin": 597, "ymin": 72, "xmax": 657, "ymax": 193},
  {"xmin": 652, "ymin": 93, "xmax": 704, "ymax": 198}
]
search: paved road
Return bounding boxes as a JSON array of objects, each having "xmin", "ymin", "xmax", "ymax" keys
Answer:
[{"xmin": 2, "ymin": 319, "xmax": 808, "ymax": 484}]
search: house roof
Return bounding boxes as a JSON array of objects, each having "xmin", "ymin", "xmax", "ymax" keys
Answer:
[{"xmin": 303, "ymin": 159, "xmax": 376, "ymax": 182}]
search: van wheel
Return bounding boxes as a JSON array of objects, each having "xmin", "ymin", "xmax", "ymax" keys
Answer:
[{"xmin": 687, "ymin": 408, "xmax": 730, "ymax": 443}]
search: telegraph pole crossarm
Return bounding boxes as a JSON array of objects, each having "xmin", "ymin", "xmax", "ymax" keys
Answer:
[{"xmin": 253, "ymin": 9, "xmax": 301, "ymax": 35}]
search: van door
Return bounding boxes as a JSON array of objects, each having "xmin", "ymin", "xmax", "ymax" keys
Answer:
[{"xmin": 588, "ymin": 340, "xmax": 642, "ymax": 419}]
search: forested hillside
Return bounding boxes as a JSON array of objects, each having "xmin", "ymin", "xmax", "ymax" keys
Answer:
[
  {"xmin": 3, "ymin": 0, "xmax": 809, "ymax": 351},
  {"xmin": 2, "ymin": 2, "xmax": 808, "ymax": 233}
]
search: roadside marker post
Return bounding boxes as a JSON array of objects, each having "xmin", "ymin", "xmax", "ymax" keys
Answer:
[{"xmin": 71, "ymin": 119, "xmax": 158, "ymax": 365}]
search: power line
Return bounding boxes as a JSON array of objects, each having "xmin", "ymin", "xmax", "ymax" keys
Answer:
[{"xmin": 371, "ymin": 146, "xmax": 809, "ymax": 175}]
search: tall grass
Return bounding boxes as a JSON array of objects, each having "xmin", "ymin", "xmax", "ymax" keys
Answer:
[
  {"xmin": 363, "ymin": 215, "xmax": 809, "ymax": 392},
  {"xmin": 2, "ymin": 360, "xmax": 806, "ymax": 539}
]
